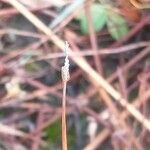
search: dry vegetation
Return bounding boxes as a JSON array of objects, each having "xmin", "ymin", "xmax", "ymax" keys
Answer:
[{"xmin": 0, "ymin": 0, "xmax": 150, "ymax": 150}]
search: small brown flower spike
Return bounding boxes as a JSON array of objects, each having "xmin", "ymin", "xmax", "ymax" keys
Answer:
[{"xmin": 61, "ymin": 41, "xmax": 70, "ymax": 82}]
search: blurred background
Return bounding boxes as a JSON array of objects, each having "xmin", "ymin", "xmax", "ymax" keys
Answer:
[{"xmin": 0, "ymin": 0, "xmax": 150, "ymax": 150}]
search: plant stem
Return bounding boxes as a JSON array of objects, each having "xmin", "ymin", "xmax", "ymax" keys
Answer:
[{"xmin": 62, "ymin": 81, "xmax": 67, "ymax": 150}]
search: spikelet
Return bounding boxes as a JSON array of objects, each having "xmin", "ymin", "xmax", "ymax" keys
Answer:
[{"xmin": 61, "ymin": 41, "xmax": 70, "ymax": 82}]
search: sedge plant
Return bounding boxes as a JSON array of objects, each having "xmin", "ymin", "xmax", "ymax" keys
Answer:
[{"xmin": 61, "ymin": 41, "xmax": 70, "ymax": 150}]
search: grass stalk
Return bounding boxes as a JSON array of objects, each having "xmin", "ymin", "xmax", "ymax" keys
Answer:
[
  {"xmin": 61, "ymin": 41, "xmax": 70, "ymax": 150},
  {"xmin": 62, "ymin": 81, "xmax": 67, "ymax": 150}
]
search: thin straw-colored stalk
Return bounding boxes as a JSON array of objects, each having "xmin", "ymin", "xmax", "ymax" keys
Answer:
[
  {"xmin": 62, "ymin": 81, "xmax": 67, "ymax": 150},
  {"xmin": 61, "ymin": 41, "xmax": 70, "ymax": 150}
]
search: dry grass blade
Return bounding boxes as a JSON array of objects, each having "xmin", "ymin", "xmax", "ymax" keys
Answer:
[
  {"xmin": 0, "ymin": 123, "xmax": 25, "ymax": 137},
  {"xmin": 83, "ymin": 129, "xmax": 110, "ymax": 150}
]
